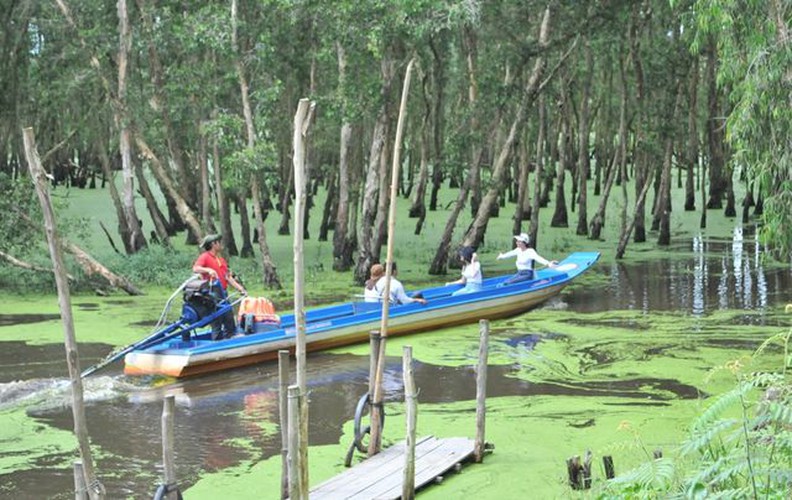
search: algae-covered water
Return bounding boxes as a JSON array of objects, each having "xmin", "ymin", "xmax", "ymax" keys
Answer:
[{"xmin": 0, "ymin": 233, "xmax": 790, "ymax": 499}]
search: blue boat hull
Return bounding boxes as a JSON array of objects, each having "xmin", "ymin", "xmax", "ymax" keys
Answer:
[{"xmin": 124, "ymin": 252, "xmax": 599, "ymax": 377}]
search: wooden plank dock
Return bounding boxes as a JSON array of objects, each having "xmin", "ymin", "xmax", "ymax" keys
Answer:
[{"xmin": 309, "ymin": 436, "xmax": 475, "ymax": 499}]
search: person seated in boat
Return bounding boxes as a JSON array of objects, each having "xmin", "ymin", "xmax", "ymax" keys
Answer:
[
  {"xmin": 445, "ymin": 246, "xmax": 482, "ymax": 296},
  {"xmin": 496, "ymin": 233, "xmax": 557, "ymax": 287},
  {"xmin": 374, "ymin": 262, "xmax": 427, "ymax": 305},
  {"xmin": 192, "ymin": 233, "xmax": 247, "ymax": 340},
  {"xmin": 364, "ymin": 264, "xmax": 385, "ymax": 303}
]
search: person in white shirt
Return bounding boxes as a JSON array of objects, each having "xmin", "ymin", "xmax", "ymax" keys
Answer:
[
  {"xmin": 374, "ymin": 262, "xmax": 428, "ymax": 305},
  {"xmin": 496, "ymin": 233, "xmax": 557, "ymax": 286},
  {"xmin": 446, "ymin": 246, "xmax": 482, "ymax": 296},
  {"xmin": 363, "ymin": 264, "xmax": 385, "ymax": 303}
]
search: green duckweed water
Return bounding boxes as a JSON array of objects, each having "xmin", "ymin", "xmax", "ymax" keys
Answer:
[{"xmin": 1, "ymin": 181, "xmax": 790, "ymax": 497}]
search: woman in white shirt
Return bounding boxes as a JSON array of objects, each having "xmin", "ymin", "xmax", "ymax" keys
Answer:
[
  {"xmin": 446, "ymin": 246, "xmax": 482, "ymax": 296},
  {"xmin": 496, "ymin": 233, "xmax": 557, "ymax": 286},
  {"xmin": 374, "ymin": 262, "xmax": 427, "ymax": 305}
]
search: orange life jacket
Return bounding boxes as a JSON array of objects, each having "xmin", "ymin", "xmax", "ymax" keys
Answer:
[{"xmin": 238, "ymin": 297, "xmax": 281, "ymax": 326}]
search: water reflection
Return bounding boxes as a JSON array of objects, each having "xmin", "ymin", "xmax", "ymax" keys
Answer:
[{"xmin": 570, "ymin": 232, "xmax": 790, "ymax": 315}]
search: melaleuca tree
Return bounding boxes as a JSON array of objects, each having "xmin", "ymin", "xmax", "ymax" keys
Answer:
[{"xmin": 688, "ymin": 0, "xmax": 792, "ymax": 260}]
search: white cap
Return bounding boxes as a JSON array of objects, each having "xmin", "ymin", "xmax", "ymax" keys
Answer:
[{"xmin": 513, "ymin": 233, "xmax": 530, "ymax": 244}]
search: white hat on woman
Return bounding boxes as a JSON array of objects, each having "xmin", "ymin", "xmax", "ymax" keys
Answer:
[{"xmin": 513, "ymin": 233, "xmax": 530, "ymax": 244}]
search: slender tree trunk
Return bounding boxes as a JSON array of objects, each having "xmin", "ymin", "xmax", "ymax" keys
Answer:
[
  {"xmin": 550, "ymin": 98, "xmax": 570, "ymax": 228},
  {"xmin": 427, "ymin": 34, "xmax": 446, "ymax": 212},
  {"xmin": 278, "ymin": 167, "xmax": 294, "ymax": 235},
  {"xmin": 333, "ymin": 43, "xmax": 352, "ymax": 271},
  {"xmin": 134, "ymin": 134, "xmax": 204, "ymax": 240},
  {"xmin": 463, "ymin": 8, "xmax": 552, "ymax": 249},
  {"xmin": 428, "ymin": 23, "xmax": 483, "ymax": 274},
  {"xmin": 408, "ymin": 73, "xmax": 431, "ymax": 231},
  {"xmin": 117, "ymin": 0, "xmax": 146, "ymax": 253},
  {"xmin": 136, "ymin": 0, "xmax": 194, "ymax": 208},
  {"xmin": 232, "ymin": 0, "xmax": 280, "ymax": 287},
  {"xmin": 657, "ymin": 79, "xmax": 683, "ymax": 245},
  {"xmin": 616, "ymin": 174, "xmax": 653, "ymax": 259},
  {"xmin": 95, "ymin": 134, "xmax": 132, "ymax": 252},
  {"xmin": 512, "ymin": 139, "xmax": 531, "ymax": 236},
  {"xmin": 590, "ymin": 53, "xmax": 627, "ymax": 241},
  {"xmin": 528, "ymin": 95, "xmax": 546, "ymax": 247},
  {"xmin": 237, "ymin": 191, "xmax": 254, "ymax": 257},
  {"xmin": 630, "ymin": 8, "xmax": 647, "ymax": 243},
  {"xmin": 198, "ymin": 126, "xmax": 216, "ymax": 232},
  {"xmin": 706, "ymin": 38, "xmax": 726, "ymax": 209},
  {"xmin": 575, "ymin": 38, "xmax": 594, "ymax": 236},
  {"xmin": 685, "ymin": 56, "xmax": 698, "ymax": 211},
  {"xmin": 372, "ymin": 121, "xmax": 392, "ymax": 260},
  {"xmin": 354, "ymin": 57, "xmax": 394, "ymax": 284},
  {"xmin": 212, "ymin": 130, "xmax": 238, "ymax": 256},
  {"xmin": 318, "ymin": 174, "xmax": 336, "ymax": 241},
  {"xmin": 133, "ymin": 155, "xmax": 170, "ymax": 246}
]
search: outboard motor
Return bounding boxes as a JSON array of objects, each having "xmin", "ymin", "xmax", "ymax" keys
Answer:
[{"xmin": 180, "ymin": 279, "xmax": 222, "ymax": 340}]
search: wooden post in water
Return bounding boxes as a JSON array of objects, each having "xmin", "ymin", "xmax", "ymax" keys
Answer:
[
  {"xmin": 73, "ymin": 461, "xmax": 87, "ymax": 500},
  {"xmin": 369, "ymin": 58, "xmax": 416, "ymax": 457},
  {"xmin": 368, "ymin": 330, "xmax": 381, "ymax": 396},
  {"xmin": 402, "ymin": 346, "xmax": 417, "ymax": 500},
  {"xmin": 474, "ymin": 319, "xmax": 490, "ymax": 462},
  {"xmin": 278, "ymin": 350, "xmax": 290, "ymax": 500},
  {"xmin": 582, "ymin": 449, "xmax": 592, "ymax": 489},
  {"xmin": 567, "ymin": 455, "xmax": 582, "ymax": 489},
  {"xmin": 23, "ymin": 127, "xmax": 105, "ymax": 500},
  {"xmin": 287, "ymin": 385, "xmax": 303, "ymax": 499},
  {"xmin": 161, "ymin": 395, "xmax": 178, "ymax": 499},
  {"xmin": 292, "ymin": 98, "xmax": 315, "ymax": 497},
  {"xmin": 603, "ymin": 455, "xmax": 615, "ymax": 479}
]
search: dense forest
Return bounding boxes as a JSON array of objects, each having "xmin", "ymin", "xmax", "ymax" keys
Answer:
[{"xmin": 0, "ymin": 0, "xmax": 789, "ymax": 289}]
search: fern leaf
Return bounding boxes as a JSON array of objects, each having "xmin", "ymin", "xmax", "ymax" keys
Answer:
[
  {"xmin": 682, "ymin": 419, "xmax": 739, "ymax": 455},
  {"xmin": 693, "ymin": 387, "xmax": 746, "ymax": 432}
]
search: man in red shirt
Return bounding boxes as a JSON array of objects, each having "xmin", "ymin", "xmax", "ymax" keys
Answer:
[
  {"xmin": 192, "ymin": 234, "xmax": 247, "ymax": 339},
  {"xmin": 193, "ymin": 234, "xmax": 247, "ymax": 295}
]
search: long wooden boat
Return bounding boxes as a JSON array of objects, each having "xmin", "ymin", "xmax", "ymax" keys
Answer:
[{"xmin": 124, "ymin": 252, "xmax": 599, "ymax": 378}]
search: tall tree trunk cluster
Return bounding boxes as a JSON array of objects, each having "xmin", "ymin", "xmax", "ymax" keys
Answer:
[{"xmin": 3, "ymin": 0, "xmax": 759, "ymax": 294}]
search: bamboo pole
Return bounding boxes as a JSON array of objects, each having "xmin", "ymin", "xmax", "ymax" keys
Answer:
[
  {"xmin": 368, "ymin": 330, "xmax": 381, "ymax": 396},
  {"xmin": 292, "ymin": 98, "xmax": 315, "ymax": 499},
  {"xmin": 23, "ymin": 127, "xmax": 105, "ymax": 500},
  {"xmin": 474, "ymin": 319, "xmax": 489, "ymax": 462},
  {"xmin": 73, "ymin": 461, "xmax": 87, "ymax": 500},
  {"xmin": 278, "ymin": 350, "xmax": 290, "ymax": 499},
  {"xmin": 368, "ymin": 58, "xmax": 416, "ymax": 457},
  {"xmin": 287, "ymin": 385, "xmax": 302, "ymax": 499},
  {"xmin": 402, "ymin": 346, "xmax": 417, "ymax": 500},
  {"xmin": 161, "ymin": 395, "xmax": 177, "ymax": 499}
]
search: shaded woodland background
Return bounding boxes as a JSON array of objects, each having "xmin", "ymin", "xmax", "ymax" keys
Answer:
[{"xmin": 0, "ymin": 0, "xmax": 789, "ymax": 290}]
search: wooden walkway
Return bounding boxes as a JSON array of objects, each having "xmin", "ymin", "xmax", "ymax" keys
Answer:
[{"xmin": 310, "ymin": 436, "xmax": 475, "ymax": 499}]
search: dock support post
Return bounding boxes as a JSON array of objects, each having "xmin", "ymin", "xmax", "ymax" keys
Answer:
[
  {"xmin": 161, "ymin": 395, "xmax": 178, "ymax": 499},
  {"xmin": 287, "ymin": 385, "xmax": 304, "ymax": 499},
  {"xmin": 368, "ymin": 330, "xmax": 381, "ymax": 397},
  {"xmin": 603, "ymin": 455, "xmax": 615, "ymax": 479},
  {"xmin": 73, "ymin": 461, "xmax": 87, "ymax": 500},
  {"xmin": 402, "ymin": 346, "xmax": 417, "ymax": 500},
  {"xmin": 474, "ymin": 319, "xmax": 490, "ymax": 462},
  {"xmin": 278, "ymin": 350, "xmax": 291, "ymax": 499},
  {"xmin": 292, "ymin": 98, "xmax": 315, "ymax": 495},
  {"xmin": 25, "ymin": 127, "xmax": 104, "ymax": 499}
]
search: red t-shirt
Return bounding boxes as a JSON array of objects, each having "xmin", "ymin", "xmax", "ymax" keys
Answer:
[{"xmin": 194, "ymin": 251, "xmax": 229, "ymax": 289}]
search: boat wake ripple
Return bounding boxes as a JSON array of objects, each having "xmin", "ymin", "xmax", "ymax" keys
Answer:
[{"xmin": 0, "ymin": 376, "xmax": 140, "ymax": 412}]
